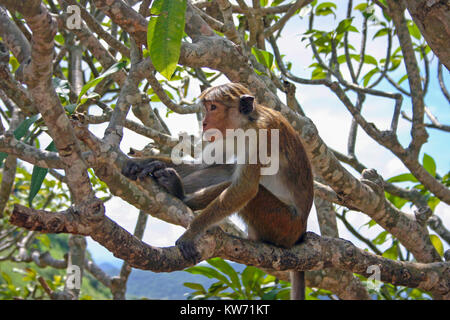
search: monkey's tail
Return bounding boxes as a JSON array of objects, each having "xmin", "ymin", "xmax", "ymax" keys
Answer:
[{"xmin": 290, "ymin": 271, "xmax": 305, "ymax": 300}]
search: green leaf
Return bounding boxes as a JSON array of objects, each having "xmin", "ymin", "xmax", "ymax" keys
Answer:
[
  {"xmin": 427, "ymin": 196, "xmax": 440, "ymax": 211},
  {"xmin": 363, "ymin": 54, "xmax": 378, "ymax": 66},
  {"xmin": 207, "ymin": 258, "xmax": 241, "ymax": 290},
  {"xmin": 373, "ymin": 28, "xmax": 390, "ymax": 39},
  {"xmin": 385, "ymin": 192, "xmax": 408, "ymax": 209},
  {"xmin": 407, "ymin": 20, "xmax": 421, "ymax": 40},
  {"xmin": 387, "ymin": 173, "xmax": 418, "ymax": 183},
  {"xmin": 336, "ymin": 55, "xmax": 347, "ymax": 64},
  {"xmin": 336, "ymin": 18, "xmax": 353, "ymax": 34},
  {"xmin": 262, "ymin": 288, "xmax": 280, "ymax": 300},
  {"xmin": 373, "ymin": 231, "xmax": 388, "ymax": 245},
  {"xmin": 315, "ymin": 2, "xmax": 336, "ymax": 12},
  {"xmin": 208, "ymin": 281, "xmax": 227, "ymax": 296},
  {"xmin": 185, "ymin": 266, "xmax": 231, "ymax": 285},
  {"xmin": 183, "ymin": 282, "xmax": 206, "ymax": 293},
  {"xmin": 241, "ymin": 266, "xmax": 264, "ymax": 293},
  {"xmin": 272, "ymin": 0, "xmax": 286, "ymax": 6},
  {"xmin": 77, "ymin": 61, "xmax": 127, "ymax": 104},
  {"xmin": 397, "ymin": 74, "xmax": 408, "ymax": 85},
  {"xmin": 29, "ymin": 166, "xmax": 49, "ymax": 207},
  {"xmin": 28, "ymin": 141, "xmax": 56, "ymax": 207},
  {"xmin": 1, "ymin": 272, "xmax": 12, "ymax": 285},
  {"xmin": 147, "ymin": 0, "xmax": 187, "ymax": 80},
  {"xmin": 422, "ymin": 153, "xmax": 436, "ymax": 177},
  {"xmin": 1, "ymin": 115, "xmax": 40, "ymax": 167},
  {"xmin": 362, "ymin": 219, "xmax": 378, "ymax": 229},
  {"xmin": 354, "ymin": 3, "xmax": 367, "ymax": 12},
  {"xmin": 65, "ymin": 103, "xmax": 78, "ymax": 115},
  {"xmin": 311, "ymin": 66, "xmax": 327, "ymax": 80},
  {"xmin": 277, "ymin": 288, "xmax": 292, "ymax": 300},
  {"xmin": 314, "ymin": 2, "xmax": 336, "ymax": 17},
  {"xmin": 382, "ymin": 243, "xmax": 398, "ymax": 260},
  {"xmin": 251, "ymin": 47, "xmax": 274, "ymax": 70},
  {"xmin": 9, "ymin": 55, "xmax": 19, "ymax": 73},
  {"xmin": 315, "ymin": 7, "xmax": 334, "ymax": 17},
  {"xmin": 54, "ymin": 34, "xmax": 65, "ymax": 45},
  {"xmin": 389, "ymin": 57, "xmax": 402, "ymax": 71},
  {"xmin": 362, "ymin": 68, "xmax": 379, "ymax": 87},
  {"xmin": 36, "ymin": 234, "xmax": 51, "ymax": 250},
  {"xmin": 430, "ymin": 235, "xmax": 444, "ymax": 256},
  {"xmin": 14, "ymin": 114, "xmax": 40, "ymax": 140}
]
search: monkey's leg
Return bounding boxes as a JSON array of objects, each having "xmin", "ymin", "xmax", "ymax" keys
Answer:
[
  {"xmin": 240, "ymin": 187, "xmax": 305, "ymax": 248},
  {"xmin": 241, "ymin": 187, "xmax": 306, "ymax": 300},
  {"xmin": 176, "ymin": 165, "xmax": 260, "ymax": 261}
]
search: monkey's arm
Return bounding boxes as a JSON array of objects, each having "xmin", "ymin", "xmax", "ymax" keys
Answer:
[
  {"xmin": 122, "ymin": 156, "xmax": 234, "ymax": 207},
  {"xmin": 122, "ymin": 156, "xmax": 187, "ymax": 199},
  {"xmin": 184, "ymin": 180, "xmax": 231, "ymax": 210}
]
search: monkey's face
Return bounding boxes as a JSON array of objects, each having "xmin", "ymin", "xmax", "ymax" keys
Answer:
[{"xmin": 202, "ymin": 101, "xmax": 242, "ymax": 140}]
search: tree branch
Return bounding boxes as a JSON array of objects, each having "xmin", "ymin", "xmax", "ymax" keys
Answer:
[{"xmin": 9, "ymin": 204, "xmax": 450, "ymax": 297}]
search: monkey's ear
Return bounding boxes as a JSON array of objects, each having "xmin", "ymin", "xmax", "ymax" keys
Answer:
[{"xmin": 239, "ymin": 94, "xmax": 254, "ymax": 115}]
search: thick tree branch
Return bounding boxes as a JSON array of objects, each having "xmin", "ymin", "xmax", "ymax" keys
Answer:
[
  {"xmin": 9, "ymin": 204, "xmax": 450, "ymax": 297},
  {"xmin": 0, "ymin": 132, "xmax": 64, "ymax": 168},
  {"xmin": 404, "ymin": 0, "xmax": 450, "ymax": 70}
]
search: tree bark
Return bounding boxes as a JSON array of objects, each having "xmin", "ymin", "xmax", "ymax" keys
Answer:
[{"xmin": 404, "ymin": 0, "xmax": 450, "ymax": 70}]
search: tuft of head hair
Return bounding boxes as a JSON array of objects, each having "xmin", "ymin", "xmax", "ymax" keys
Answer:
[{"xmin": 199, "ymin": 83, "xmax": 253, "ymax": 108}]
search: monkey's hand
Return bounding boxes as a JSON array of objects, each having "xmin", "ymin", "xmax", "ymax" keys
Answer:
[
  {"xmin": 175, "ymin": 232, "xmax": 200, "ymax": 264},
  {"xmin": 122, "ymin": 159, "xmax": 148, "ymax": 181},
  {"xmin": 122, "ymin": 159, "xmax": 185, "ymax": 199}
]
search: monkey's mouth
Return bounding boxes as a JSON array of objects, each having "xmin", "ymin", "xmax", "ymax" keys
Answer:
[{"xmin": 202, "ymin": 126, "xmax": 224, "ymax": 142}]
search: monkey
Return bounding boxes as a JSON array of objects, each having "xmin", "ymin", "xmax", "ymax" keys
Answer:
[{"xmin": 122, "ymin": 83, "xmax": 314, "ymax": 300}]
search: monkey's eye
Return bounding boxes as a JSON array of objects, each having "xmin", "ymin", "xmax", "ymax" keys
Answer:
[{"xmin": 210, "ymin": 104, "xmax": 217, "ymax": 111}]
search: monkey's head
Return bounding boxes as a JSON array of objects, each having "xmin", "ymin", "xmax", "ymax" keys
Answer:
[{"xmin": 199, "ymin": 83, "xmax": 257, "ymax": 139}]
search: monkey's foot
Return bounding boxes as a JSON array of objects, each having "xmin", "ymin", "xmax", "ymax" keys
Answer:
[
  {"xmin": 136, "ymin": 161, "xmax": 167, "ymax": 180},
  {"xmin": 152, "ymin": 168, "xmax": 184, "ymax": 199}
]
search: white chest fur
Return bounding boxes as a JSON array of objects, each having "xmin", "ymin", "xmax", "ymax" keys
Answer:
[{"xmin": 259, "ymin": 173, "xmax": 292, "ymax": 205}]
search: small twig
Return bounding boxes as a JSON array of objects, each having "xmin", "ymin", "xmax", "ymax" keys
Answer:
[
  {"xmin": 355, "ymin": 14, "xmax": 368, "ymax": 80},
  {"xmin": 401, "ymin": 110, "xmax": 450, "ymax": 133},
  {"xmin": 390, "ymin": 94, "xmax": 403, "ymax": 133},
  {"xmin": 343, "ymin": 0, "xmax": 357, "ymax": 82},
  {"xmin": 437, "ymin": 62, "xmax": 450, "ymax": 103},
  {"xmin": 385, "ymin": 74, "xmax": 411, "ymax": 96},
  {"xmin": 38, "ymin": 277, "xmax": 54, "ymax": 298},
  {"xmin": 369, "ymin": 29, "xmax": 392, "ymax": 88},
  {"xmin": 336, "ymin": 212, "xmax": 383, "ymax": 256},
  {"xmin": 421, "ymin": 46, "xmax": 430, "ymax": 96},
  {"xmin": 264, "ymin": 0, "xmax": 313, "ymax": 37}
]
